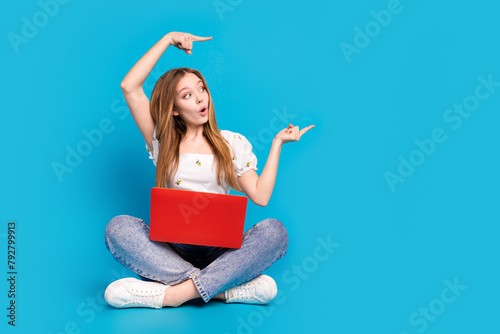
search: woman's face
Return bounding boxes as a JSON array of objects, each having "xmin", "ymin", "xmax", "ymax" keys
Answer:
[{"xmin": 172, "ymin": 73, "xmax": 209, "ymax": 126}]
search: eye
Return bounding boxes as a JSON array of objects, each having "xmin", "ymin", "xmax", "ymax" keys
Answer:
[{"xmin": 183, "ymin": 93, "xmax": 191, "ymax": 99}]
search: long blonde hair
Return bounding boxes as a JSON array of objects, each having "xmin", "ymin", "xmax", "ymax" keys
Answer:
[{"xmin": 150, "ymin": 67, "xmax": 243, "ymax": 193}]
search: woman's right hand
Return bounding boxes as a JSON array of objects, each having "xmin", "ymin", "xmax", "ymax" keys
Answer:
[
  {"xmin": 275, "ymin": 123, "xmax": 315, "ymax": 145},
  {"xmin": 167, "ymin": 32, "xmax": 213, "ymax": 55}
]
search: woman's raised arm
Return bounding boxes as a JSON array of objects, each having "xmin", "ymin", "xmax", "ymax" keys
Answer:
[
  {"xmin": 120, "ymin": 32, "xmax": 212, "ymax": 148},
  {"xmin": 237, "ymin": 124, "xmax": 315, "ymax": 207}
]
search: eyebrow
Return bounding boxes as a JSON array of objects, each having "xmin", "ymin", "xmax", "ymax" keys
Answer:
[{"xmin": 178, "ymin": 80, "xmax": 203, "ymax": 95}]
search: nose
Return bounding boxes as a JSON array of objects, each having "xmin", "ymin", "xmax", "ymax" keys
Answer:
[{"xmin": 196, "ymin": 94, "xmax": 204, "ymax": 103}]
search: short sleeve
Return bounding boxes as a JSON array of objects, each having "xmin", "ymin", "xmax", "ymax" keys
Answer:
[
  {"xmin": 145, "ymin": 126, "xmax": 159, "ymax": 167},
  {"xmin": 227, "ymin": 131, "xmax": 258, "ymax": 177}
]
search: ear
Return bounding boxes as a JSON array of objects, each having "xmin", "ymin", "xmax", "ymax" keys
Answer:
[{"xmin": 172, "ymin": 108, "xmax": 179, "ymax": 116}]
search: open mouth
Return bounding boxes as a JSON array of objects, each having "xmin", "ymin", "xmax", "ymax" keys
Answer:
[{"xmin": 200, "ymin": 107, "xmax": 207, "ymax": 115}]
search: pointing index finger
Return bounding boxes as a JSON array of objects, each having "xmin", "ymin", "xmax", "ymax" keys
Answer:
[
  {"xmin": 192, "ymin": 35, "xmax": 213, "ymax": 42},
  {"xmin": 299, "ymin": 125, "xmax": 315, "ymax": 137}
]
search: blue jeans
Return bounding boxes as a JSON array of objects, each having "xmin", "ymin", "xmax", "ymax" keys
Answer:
[{"xmin": 104, "ymin": 215, "xmax": 288, "ymax": 302}]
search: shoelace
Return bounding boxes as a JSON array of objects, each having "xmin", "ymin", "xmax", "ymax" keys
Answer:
[
  {"xmin": 129, "ymin": 294, "xmax": 156, "ymax": 307},
  {"xmin": 127, "ymin": 287, "xmax": 163, "ymax": 308},
  {"xmin": 230, "ymin": 282, "xmax": 265, "ymax": 303}
]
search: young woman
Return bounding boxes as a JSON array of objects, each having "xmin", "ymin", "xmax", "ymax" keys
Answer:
[{"xmin": 104, "ymin": 31, "xmax": 315, "ymax": 309}]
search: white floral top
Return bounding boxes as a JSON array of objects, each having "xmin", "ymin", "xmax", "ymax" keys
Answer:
[{"xmin": 145, "ymin": 126, "xmax": 258, "ymax": 194}]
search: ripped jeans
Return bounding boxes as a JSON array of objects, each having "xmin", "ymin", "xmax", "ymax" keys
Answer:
[{"xmin": 104, "ymin": 215, "xmax": 288, "ymax": 302}]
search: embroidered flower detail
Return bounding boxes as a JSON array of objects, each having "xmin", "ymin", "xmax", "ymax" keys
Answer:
[
  {"xmin": 246, "ymin": 162, "xmax": 250, "ymax": 167},
  {"xmin": 147, "ymin": 147, "xmax": 150, "ymax": 152},
  {"xmin": 175, "ymin": 180, "xmax": 181, "ymax": 186},
  {"xmin": 195, "ymin": 159, "xmax": 201, "ymax": 166},
  {"xmin": 232, "ymin": 155, "xmax": 235, "ymax": 160},
  {"xmin": 238, "ymin": 135, "xmax": 242, "ymax": 141}
]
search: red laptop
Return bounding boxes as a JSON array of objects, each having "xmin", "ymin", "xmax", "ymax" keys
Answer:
[{"xmin": 149, "ymin": 187, "xmax": 248, "ymax": 248}]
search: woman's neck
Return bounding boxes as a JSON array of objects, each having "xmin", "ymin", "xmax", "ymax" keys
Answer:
[{"xmin": 182, "ymin": 125, "xmax": 205, "ymax": 141}]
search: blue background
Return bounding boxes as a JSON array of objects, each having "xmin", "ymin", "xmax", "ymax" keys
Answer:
[{"xmin": 2, "ymin": 0, "xmax": 499, "ymax": 333}]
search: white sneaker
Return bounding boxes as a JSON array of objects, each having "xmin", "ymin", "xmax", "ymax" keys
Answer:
[
  {"xmin": 225, "ymin": 275, "xmax": 277, "ymax": 304},
  {"xmin": 104, "ymin": 277, "xmax": 169, "ymax": 309}
]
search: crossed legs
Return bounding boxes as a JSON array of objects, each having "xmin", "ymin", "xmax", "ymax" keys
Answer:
[{"xmin": 104, "ymin": 215, "xmax": 288, "ymax": 307}]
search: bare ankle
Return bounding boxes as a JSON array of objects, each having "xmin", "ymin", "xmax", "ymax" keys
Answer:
[
  {"xmin": 213, "ymin": 291, "xmax": 226, "ymax": 301},
  {"xmin": 162, "ymin": 279, "xmax": 201, "ymax": 307}
]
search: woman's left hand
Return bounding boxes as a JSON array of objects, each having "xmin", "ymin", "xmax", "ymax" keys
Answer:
[{"xmin": 275, "ymin": 123, "xmax": 315, "ymax": 145}]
